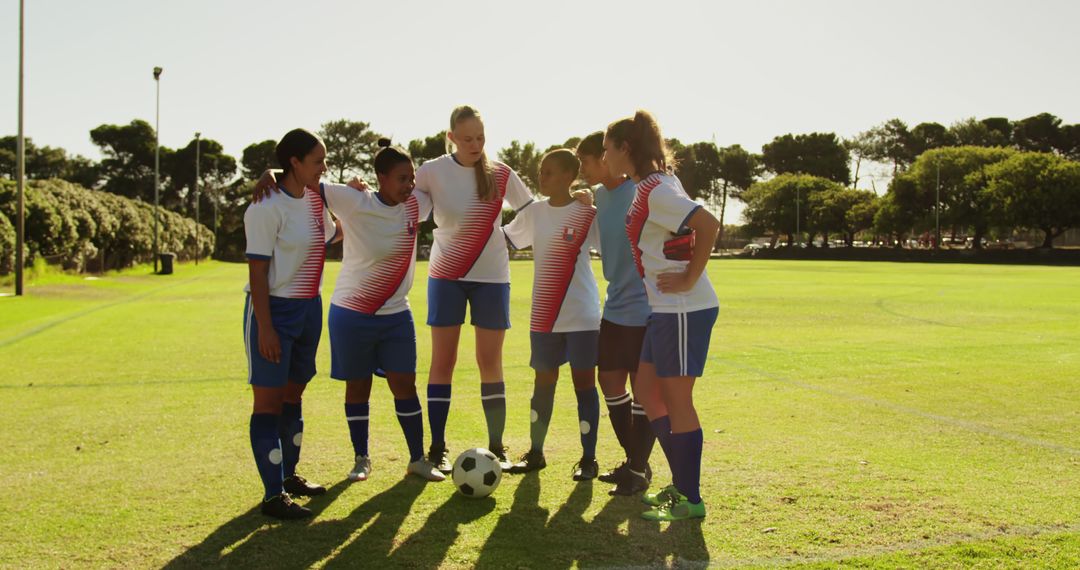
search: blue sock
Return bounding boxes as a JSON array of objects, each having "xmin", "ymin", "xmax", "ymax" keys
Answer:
[
  {"xmin": 651, "ymin": 415, "xmax": 674, "ymax": 465},
  {"xmin": 427, "ymin": 384, "xmax": 452, "ymax": 448},
  {"xmin": 279, "ymin": 402, "xmax": 303, "ymax": 479},
  {"xmin": 250, "ymin": 413, "xmax": 284, "ymax": 501},
  {"xmin": 669, "ymin": 429, "xmax": 704, "ymax": 504},
  {"xmin": 345, "ymin": 402, "xmax": 370, "ymax": 457},
  {"xmin": 481, "ymin": 382, "xmax": 507, "ymax": 450},
  {"xmin": 575, "ymin": 387, "xmax": 600, "ymax": 461},
  {"xmin": 394, "ymin": 397, "xmax": 425, "ymax": 462}
]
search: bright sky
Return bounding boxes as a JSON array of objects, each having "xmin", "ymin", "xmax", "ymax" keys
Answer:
[{"xmin": 2, "ymin": 0, "xmax": 1078, "ymax": 219}]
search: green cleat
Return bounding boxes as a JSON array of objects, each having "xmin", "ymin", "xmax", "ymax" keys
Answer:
[
  {"xmin": 640, "ymin": 492, "xmax": 706, "ymax": 522},
  {"xmin": 641, "ymin": 484, "xmax": 679, "ymax": 507}
]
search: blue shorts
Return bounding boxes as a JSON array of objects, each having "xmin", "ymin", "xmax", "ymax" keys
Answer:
[
  {"xmin": 328, "ymin": 305, "xmax": 416, "ymax": 379},
  {"xmin": 427, "ymin": 278, "xmax": 511, "ymax": 330},
  {"xmin": 244, "ymin": 294, "xmax": 322, "ymax": 388},
  {"xmin": 640, "ymin": 307, "xmax": 718, "ymax": 378},
  {"xmin": 530, "ymin": 330, "xmax": 599, "ymax": 371}
]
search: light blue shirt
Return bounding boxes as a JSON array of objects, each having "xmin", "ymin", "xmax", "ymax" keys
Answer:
[{"xmin": 594, "ymin": 179, "xmax": 651, "ymax": 327}]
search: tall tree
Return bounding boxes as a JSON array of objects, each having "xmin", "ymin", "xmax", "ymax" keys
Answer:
[
  {"xmin": 318, "ymin": 119, "xmax": 382, "ymax": 182},
  {"xmin": 808, "ymin": 187, "xmax": 878, "ymax": 246},
  {"xmin": 716, "ymin": 144, "xmax": 759, "ymax": 241},
  {"xmin": 166, "ymin": 136, "xmax": 237, "ymax": 216},
  {"xmin": 761, "ymin": 132, "xmax": 850, "ymax": 184},
  {"xmin": 741, "ymin": 173, "xmax": 837, "ymax": 246},
  {"xmin": 859, "ymin": 119, "xmax": 913, "ymax": 175},
  {"xmin": 498, "ymin": 140, "xmax": 542, "ymax": 190},
  {"xmin": 407, "ymin": 131, "xmax": 447, "ymax": 165},
  {"xmin": 1012, "ymin": 113, "xmax": 1063, "ymax": 154},
  {"xmin": 985, "ymin": 152, "xmax": 1080, "ymax": 248},
  {"xmin": 908, "ymin": 122, "xmax": 955, "ymax": 156},
  {"xmin": 948, "ymin": 117, "xmax": 1011, "ymax": 147},
  {"xmin": 90, "ymin": 119, "xmax": 170, "ymax": 202},
  {"xmin": 241, "ymin": 140, "xmax": 277, "ymax": 180},
  {"xmin": 672, "ymin": 142, "xmax": 721, "ymax": 200},
  {"xmin": 0, "ymin": 136, "xmax": 100, "ymax": 187}
]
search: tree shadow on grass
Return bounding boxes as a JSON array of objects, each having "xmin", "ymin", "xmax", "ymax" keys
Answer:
[
  {"xmin": 473, "ymin": 473, "xmax": 710, "ymax": 568},
  {"xmin": 164, "ymin": 477, "xmax": 427, "ymax": 568}
]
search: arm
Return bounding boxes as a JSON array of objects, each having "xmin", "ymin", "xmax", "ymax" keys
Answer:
[
  {"xmin": 657, "ymin": 208, "xmax": 720, "ymax": 294},
  {"xmin": 247, "ymin": 260, "xmax": 281, "ymax": 363},
  {"xmin": 252, "ymin": 169, "xmax": 282, "ymax": 203}
]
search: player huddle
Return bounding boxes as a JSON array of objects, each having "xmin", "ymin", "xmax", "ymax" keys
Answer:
[{"xmin": 242, "ymin": 106, "xmax": 721, "ymax": 523}]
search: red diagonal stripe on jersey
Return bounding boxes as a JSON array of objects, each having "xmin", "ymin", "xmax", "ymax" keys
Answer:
[
  {"xmin": 291, "ymin": 188, "xmax": 328, "ymax": 298},
  {"xmin": 428, "ymin": 164, "xmax": 510, "ymax": 280},
  {"xmin": 531, "ymin": 205, "xmax": 596, "ymax": 332},
  {"xmin": 338, "ymin": 195, "xmax": 420, "ymax": 315},
  {"xmin": 626, "ymin": 174, "xmax": 662, "ymax": 278}
]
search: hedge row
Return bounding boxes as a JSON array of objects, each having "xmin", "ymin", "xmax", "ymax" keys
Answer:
[{"xmin": 0, "ymin": 179, "xmax": 213, "ymax": 274}]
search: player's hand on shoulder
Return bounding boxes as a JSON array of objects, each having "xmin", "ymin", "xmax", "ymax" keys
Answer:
[
  {"xmin": 346, "ymin": 177, "xmax": 370, "ymax": 192},
  {"xmin": 252, "ymin": 170, "xmax": 282, "ymax": 203},
  {"xmin": 571, "ymin": 189, "xmax": 594, "ymax": 207}
]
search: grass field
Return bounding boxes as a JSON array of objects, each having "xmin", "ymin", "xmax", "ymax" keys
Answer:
[{"xmin": 1, "ymin": 259, "xmax": 1078, "ymax": 569}]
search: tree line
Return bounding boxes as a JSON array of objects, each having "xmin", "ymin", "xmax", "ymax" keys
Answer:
[{"xmin": 1, "ymin": 112, "xmax": 1078, "ymax": 276}]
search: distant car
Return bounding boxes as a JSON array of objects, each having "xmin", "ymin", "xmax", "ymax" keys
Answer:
[{"xmin": 744, "ymin": 243, "xmax": 764, "ymax": 251}]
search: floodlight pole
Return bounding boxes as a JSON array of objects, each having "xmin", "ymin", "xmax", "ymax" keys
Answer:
[
  {"xmin": 934, "ymin": 160, "xmax": 941, "ymax": 250},
  {"xmin": 153, "ymin": 66, "xmax": 162, "ymax": 273},
  {"xmin": 194, "ymin": 132, "xmax": 201, "ymax": 266},
  {"xmin": 795, "ymin": 187, "xmax": 800, "ymax": 248},
  {"xmin": 15, "ymin": 0, "xmax": 25, "ymax": 295}
]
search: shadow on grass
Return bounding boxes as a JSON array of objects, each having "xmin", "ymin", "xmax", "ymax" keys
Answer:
[{"xmin": 472, "ymin": 472, "xmax": 710, "ymax": 568}]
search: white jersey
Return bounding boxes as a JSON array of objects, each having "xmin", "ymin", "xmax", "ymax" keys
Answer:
[
  {"xmin": 322, "ymin": 184, "xmax": 434, "ymax": 316},
  {"xmin": 243, "ymin": 186, "xmax": 336, "ymax": 298},
  {"xmin": 503, "ymin": 199, "xmax": 601, "ymax": 333},
  {"xmin": 414, "ymin": 154, "xmax": 533, "ymax": 283},
  {"xmin": 626, "ymin": 173, "xmax": 719, "ymax": 313}
]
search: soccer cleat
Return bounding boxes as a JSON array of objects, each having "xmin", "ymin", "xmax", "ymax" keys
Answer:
[
  {"xmin": 283, "ymin": 474, "xmax": 326, "ymax": 496},
  {"xmin": 598, "ymin": 461, "xmax": 628, "ymax": 484},
  {"xmin": 608, "ymin": 466, "xmax": 649, "ymax": 496},
  {"xmin": 407, "ymin": 459, "xmax": 447, "ymax": 482},
  {"xmin": 640, "ymin": 492, "xmax": 706, "ymax": 522},
  {"xmin": 347, "ymin": 455, "xmax": 372, "ymax": 482},
  {"xmin": 428, "ymin": 445, "xmax": 452, "ymax": 474},
  {"xmin": 260, "ymin": 493, "xmax": 313, "ymax": 520},
  {"xmin": 491, "ymin": 446, "xmax": 514, "ymax": 472},
  {"xmin": 642, "ymin": 484, "xmax": 679, "ymax": 507},
  {"xmin": 572, "ymin": 457, "xmax": 599, "ymax": 481},
  {"xmin": 507, "ymin": 449, "xmax": 547, "ymax": 474}
]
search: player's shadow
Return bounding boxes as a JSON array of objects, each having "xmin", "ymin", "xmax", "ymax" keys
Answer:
[
  {"xmin": 472, "ymin": 473, "xmax": 710, "ymax": 568},
  {"xmin": 163, "ymin": 477, "xmax": 426, "ymax": 568},
  {"xmin": 370, "ymin": 488, "xmax": 497, "ymax": 567}
]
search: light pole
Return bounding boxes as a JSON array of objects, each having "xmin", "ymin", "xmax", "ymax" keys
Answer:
[
  {"xmin": 934, "ymin": 160, "xmax": 941, "ymax": 250},
  {"xmin": 153, "ymin": 66, "xmax": 163, "ymax": 273},
  {"xmin": 795, "ymin": 187, "xmax": 800, "ymax": 248},
  {"xmin": 194, "ymin": 132, "xmax": 201, "ymax": 266},
  {"xmin": 15, "ymin": 0, "xmax": 25, "ymax": 295}
]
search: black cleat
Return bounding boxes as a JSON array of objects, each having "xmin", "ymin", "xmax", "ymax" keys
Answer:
[
  {"xmin": 283, "ymin": 475, "xmax": 326, "ymax": 497},
  {"xmin": 573, "ymin": 457, "xmax": 599, "ymax": 481},
  {"xmin": 600, "ymin": 461, "xmax": 652, "ymax": 484},
  {"xmin": 507, "ymin": 449, "xmax": 547, "ymax": 474},
  {"xmin": 428, "ymin": 444, "xmax": 452, "ymax": 474},
  {"xmin": 491, "ymin": 445, "xmax": 514, "ymax": 472},
  {"xmin": 608, "ymin": 466, "xmax": 650, "ymax": 496},
  {"xmin": 260, "ymin": 493, "xmax": 313, "ymax": 520}
]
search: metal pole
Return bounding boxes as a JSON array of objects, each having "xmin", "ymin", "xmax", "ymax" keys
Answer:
[
  {"xmin": 795, "ymin": 187, "xmax": 800, "ymax": 248},
  {"xmin": 194, "ymin": 132, "xmax": 201, "ymax": 266},
  {"xmin": 15, "ymin": 0, "xmax": 25, "ymax": 295},
  {"xmin": 935, "ymin": 160, "xmax": 941, "ymax": 250},
  {"xmin": 153, "ymin": 67, "xmax": 162, "ymax": 273}
]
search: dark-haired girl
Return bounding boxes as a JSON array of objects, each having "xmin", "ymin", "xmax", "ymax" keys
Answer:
[
  {"xmin": 603, "ymin": 111, "xmax": 721, "ymax": 521},
  {"xmin": 243, "ymin": 128, "xmax": 340, "ymax": 519},
  {"xmin": 321, "ymin": 141, "xmax": 445, "ymax": 483}
]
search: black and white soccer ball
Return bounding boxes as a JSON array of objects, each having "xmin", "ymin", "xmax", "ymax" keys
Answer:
[{"xmin": 452, "ymin": 447, "xmax": 502, "ymax": 498}]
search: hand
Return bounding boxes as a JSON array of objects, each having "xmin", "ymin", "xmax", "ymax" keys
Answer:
[
  {"xmin": 252, "ymin": 170, "xmax": 280, "ymax": 203},
  {"xmin": 656, "ymin": 270, "xmax": 694, "ymax": 294},
  {"xmin": 258, "ymin": 324, "xmax": 281, "ymax": 363},
  {"xmin": 346, "ymin": 177, "xmax": 370, "ymax": 191},
  {"xmin": 571, "ymin": 189, "xmax": 594, "ymax": 207}
]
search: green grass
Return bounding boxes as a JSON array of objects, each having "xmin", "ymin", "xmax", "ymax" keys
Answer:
[{"xmin": 1, "ymin": 259, "xmax": 1078, "ymax": 569}]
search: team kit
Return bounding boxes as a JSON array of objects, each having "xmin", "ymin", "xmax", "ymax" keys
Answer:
[{"xmin": 242, "ymin": 106, "xmax": 722, "ymax": 523}]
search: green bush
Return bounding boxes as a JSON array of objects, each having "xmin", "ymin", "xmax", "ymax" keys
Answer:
[
  {"xmin": 0, "ymin": 210, "xmax": 14, "ymax": 275},
  {"xmin": 0, "ymin": 178, "xmax": 213, "ymax": 275}
]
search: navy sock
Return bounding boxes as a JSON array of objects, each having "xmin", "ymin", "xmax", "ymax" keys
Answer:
[
  {"xmin": 279, "ymin": 402, "xmax": 303, "ymax": 479},
  {"xmin": 575, "ymin": 387, "xmax": 600, "ymax": 461},
  {"xmin": 529, "ymin": 381, "xmax": 557, "ymax": 452},
  {"xmin": 604, "ymin": 391, "xmax": 633, "ymax": 454},
  {"xmin": 345, "ymin": 402, "xmax": 370, "ymax": 457},
  {"xmin": 669, "ymin": 429, "xmax": 704, "ymax": 504},
  {"xmin": 650, "ymin": 415, "xmax": 675, "ymax": 484},
  {"xmin": 394, "ymin": 397, "xmax": 425, "ymax": 462},
  {"xmin": 427, "ymin": 384, "xmax": 452, "ymax": 448},
  {"xmin": 480, "ymin": 382, "xmax": 506, "ymax": 450},
  {"xmin": 250, "ymin": 413, "xmax": 284, "ymax": 500}
]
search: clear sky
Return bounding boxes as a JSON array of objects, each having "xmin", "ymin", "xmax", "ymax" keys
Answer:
[{"xmin": 2, "ymin": 0, "xmax": 1078, "ymax": 212}]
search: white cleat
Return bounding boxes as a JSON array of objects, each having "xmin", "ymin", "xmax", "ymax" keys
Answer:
[
  {"xmin": 348, "ymin": 455, "xmax": 372, "ymax": 482},
  {"xmin": 407, "ymin": 459, "xmax": 447, "ymax": 482}
]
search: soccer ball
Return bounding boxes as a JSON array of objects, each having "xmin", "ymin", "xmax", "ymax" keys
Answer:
[{"xmin": 452, "ymin": 448, "xmax": 502, "ymax": 498}]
